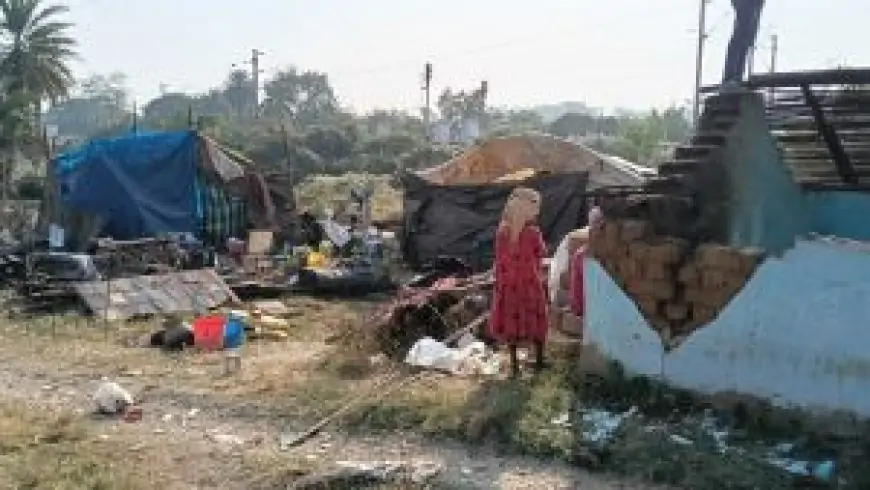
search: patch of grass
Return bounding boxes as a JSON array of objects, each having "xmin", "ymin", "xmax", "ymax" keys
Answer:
[
  {"xmin": 0, "ymin": 403, "xmax": 145, "ymax": 489},
  {"xmin": 325, "ymin": 354, "xmax": 858, "ymax": 490},
  {"xmin": 343, "ymin": 360, "xmax": 578, "ymax": 459}
]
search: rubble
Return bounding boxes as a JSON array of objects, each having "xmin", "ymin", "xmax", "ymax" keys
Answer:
[{"xmin": 367, "ymin": 272, "xmax": 492, "ymax": 357}]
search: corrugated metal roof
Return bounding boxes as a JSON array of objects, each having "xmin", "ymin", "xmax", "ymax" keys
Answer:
[{"xmin": 73, "ymin": 269, "xmax": 238, "ymax": 321}]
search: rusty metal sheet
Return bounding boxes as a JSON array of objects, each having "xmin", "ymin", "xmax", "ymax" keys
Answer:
[{"xmin": 73, "ymin": 269, "xmax": 237, "ymax": 321}]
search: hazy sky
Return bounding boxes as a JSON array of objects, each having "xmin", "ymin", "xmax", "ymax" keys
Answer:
[{"xmin": 64, "ymin": 0, "xmax": 867, "ymax": 113}]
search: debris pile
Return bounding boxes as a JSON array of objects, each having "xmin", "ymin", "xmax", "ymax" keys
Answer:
[
  {"xmin": 369, "ymin": 272, "xmax": 492, "ymax": 358},
  {"xmin": 93, "ymin": 236, "xmax": 203, "ymax": 276}
]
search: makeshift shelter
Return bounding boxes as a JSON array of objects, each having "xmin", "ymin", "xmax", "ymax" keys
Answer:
[
  {"xmin": 50, "ymin": 130, "xmax": 275, "ymax": 249},
  {"xmin": 400, "ymin": 171, "xmax": 588, "ymax": 270},
  {"xmin": 417, "ymin": 134, "xmax": 654, "ymax": 189},
  {"xmin": 401, "ymin": 135, "xmax": 654, "ymax": 269}
]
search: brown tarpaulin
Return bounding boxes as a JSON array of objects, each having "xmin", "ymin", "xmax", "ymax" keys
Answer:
[{"xmin": 400, "ymin": 171, "xmax": 588, "ymax": 270}]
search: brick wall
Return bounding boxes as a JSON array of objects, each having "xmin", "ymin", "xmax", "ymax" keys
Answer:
[{"xmin": 590, "ymin": 219, "xmax": 763, "ymax": 349}]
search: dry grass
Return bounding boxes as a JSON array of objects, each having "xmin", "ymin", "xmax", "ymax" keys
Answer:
[
  {"xmin": 3, "ymin": 295, "xmax": 864, "ymax": 489},
  {"xmin": 0, "ymin": 402, "xmax": 147, "ymax": 489}
]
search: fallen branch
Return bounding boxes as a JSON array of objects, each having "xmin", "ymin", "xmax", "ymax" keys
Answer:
[{"xmin": 282, "ymin": 313, "xmax": 490, "ymax": 449}]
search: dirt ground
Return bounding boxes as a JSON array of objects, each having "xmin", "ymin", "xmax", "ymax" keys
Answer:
[{"xmin": 0, "ymin": 296, "xmax": 669, "ymax": 490}]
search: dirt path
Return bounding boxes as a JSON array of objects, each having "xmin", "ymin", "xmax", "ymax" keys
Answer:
[{"xmin": 0, "ymin": 329, "xmax": 664, "ymax": 490}]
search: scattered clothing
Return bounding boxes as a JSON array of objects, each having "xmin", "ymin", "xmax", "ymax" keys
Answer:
[{"xmin": 489, "ymin": 224, "xmax": 549, "ymax": 344}]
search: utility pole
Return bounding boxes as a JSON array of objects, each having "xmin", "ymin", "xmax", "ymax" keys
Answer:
[
  {"xmin": 251, "ymin": 49, "xmax": 264, "ymax": 119},
  {"xmin": 748, "ymin": 44, "xmax": 756, "ymax": 77},
  {"xmin": 422, "ymin": 62, "xmax": 432, "ymax": 142},
  {"xmin": 768, "ymin": 34, "xmax": 778, "ymax": 104},
  {"xmin": 693, "ymin": 0, "xmax": 709, "ymax": 129}
]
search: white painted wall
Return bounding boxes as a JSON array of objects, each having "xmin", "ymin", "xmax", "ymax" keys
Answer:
[{"xmin": 584, "ymin": 238, "xmax": 870, "ymax": 417}]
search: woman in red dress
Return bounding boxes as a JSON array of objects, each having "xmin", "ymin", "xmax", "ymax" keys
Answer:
[{"xmin": 489, "ymin": 187, "xmax": 549, "ymax": 377}]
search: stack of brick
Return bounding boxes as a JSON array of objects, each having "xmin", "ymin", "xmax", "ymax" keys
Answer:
[{"xmin": 590, "ymin": 219, "xmax": 763, "ymax": 349}]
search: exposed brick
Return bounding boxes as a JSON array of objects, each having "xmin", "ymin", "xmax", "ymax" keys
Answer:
[
  {"xmin": 692, "ymin": 304, "xmax": 719, "ymax": 324},
  {"xmin": 665, "ymin": 302, "xmax": 689, "ymax": 321},
  {"xmin": 619, "ymin": 220, "xmax": 652, "ymax": 242},
  {"xmin": 696, "ymin": 243, "xmax": 742, "ymax": 270},
  {"xmin": 628, "ymin": 242, "xmax": 651, "ymax": 261},
  {"xmin": 635, "ymin": 297, "xmax": 660, "ymax": 317},
  {"xmin": 612, "ymin": 245, "xmax": 630, "ymax": 259},
  {"xmin": 737, "ymin": 247, "xmax": 764, "ymax": 274},
  {"xmin": 648, "ymin": 315, "xmax": 672, "ymax": 332},
  {"xmin": 688, "ymin": 287, "xmax": 734, "ymax": 309},
  {"xmin": 701, "ymin": 268, "xmax": 730, "ymax": 289},
  {"xmin": 603, "ymin": 222, "xmax": 620, "ymax": 249},
  {"xmin": 644, "ymin": 262, "xmax": 674, "ymax": 281},
  {"xmin": 646, "ymin": 238, "xmax": 688, "ymax": 265},
  {"xmin": 677, "ymin": 264, "xmax": 700, "ymax": 285},
  {"xmin": 628, "ymin": 279, "xmax": 675, "ymax": 301},
  {"xmin": 617, "ymin": 258, "xmax": 642, "ymax": 279}
]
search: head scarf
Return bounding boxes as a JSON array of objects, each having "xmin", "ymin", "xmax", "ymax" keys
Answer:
[
  {"xmin": 588, "ymin": 206, "xmax": 604, "ymax": 230},
  {"xmin": 499, "ymin": 187, "xmax": 541, "ymax": 242}
]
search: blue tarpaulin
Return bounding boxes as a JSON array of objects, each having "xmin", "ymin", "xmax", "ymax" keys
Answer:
[{"xmin": 53, "ymin": 130, "xmax": 199, "ymax": 239}]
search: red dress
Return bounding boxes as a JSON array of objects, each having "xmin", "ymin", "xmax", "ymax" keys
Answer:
[{"xmin": 489, "ymin": 224, "xmax": 549, "ymax": 343}]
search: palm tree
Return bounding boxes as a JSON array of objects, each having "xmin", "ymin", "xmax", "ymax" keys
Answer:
[{"xmin": 0, "ymin": 0, "xmax": 76, "ymax": 102}]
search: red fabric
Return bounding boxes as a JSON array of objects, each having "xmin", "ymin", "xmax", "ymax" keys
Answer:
[
  {"xmin": 489, "ymin": 224, "xmax": 548, "ymax": 343},
  {"xmin": 570, "ymin": 246, "xmax": 586, "ymax": 317}
]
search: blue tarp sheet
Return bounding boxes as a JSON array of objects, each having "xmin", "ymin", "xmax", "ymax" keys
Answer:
[{"xmin": 53, "ymin": 130, "xmax": 198, "ymax": 239}]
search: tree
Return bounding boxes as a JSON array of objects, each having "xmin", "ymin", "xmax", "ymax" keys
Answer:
[
  {"xmin": 436, "ymin": 86, "xmax": 488, "ymax": 141},
  {"xmin": 0, "ymin": 0, "xmax": 77, "ymax": 102},
  {"xmin": 140, "ymin": 92, "xmax": 196, "ymax": 130},
  {"xmin": 548, "ymin": 112, "xmax": 596, "ymax": 138},
  {"xmin": 44, "ymin": 72, "xmax": 131, "ymax": 137},
  {"xmin": 261, "ymin": 68, "xmax": 339, "ymax": 126},
  {"xmin": 222, "ymin": 69, "xmax": 254, "ymax": 120},
  {"xmin": 0, "ymin": 90, "xmax": 36, "ymax": 201},
  {"xmin": 487, "ymin": 109, "xmax": 544, "ymax": 136}
]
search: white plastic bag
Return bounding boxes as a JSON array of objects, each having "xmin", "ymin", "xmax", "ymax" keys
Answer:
[{"xmin": 93, "ymin": 380, "xmax": 133, "ymax": 414}]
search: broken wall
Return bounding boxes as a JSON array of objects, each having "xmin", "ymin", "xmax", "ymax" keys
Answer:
[
  {"xmin": 585, "ymin": 238, "xmax": 870, "ymax": 417},
  {"xmin": 584, "ymin": 91, "xmax": 870, "ymax": 417}
]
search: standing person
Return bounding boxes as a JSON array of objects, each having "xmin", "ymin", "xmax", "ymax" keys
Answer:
[
  {"xmin": 722, "ymin": 0, "xmax": 766, "ymax": 85},
  {"xmin": 569, "ymin": 229, "xmax": 589, "ymax": 321},
  {"xmin": 489, "ymin": 187, "xmax": 549, "ymax": 378}
]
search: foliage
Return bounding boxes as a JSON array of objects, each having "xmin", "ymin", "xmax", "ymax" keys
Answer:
[
  {"xmin": 44, "ymin": 73, "xmax": 130, "ymax": 137},
  {"xmin": 0, "ymin": 0, "xmax": 76, "ymax": 101},
  {"xmin": 5, "ymin": 2, "xmax": 689, "ymax": 189}
]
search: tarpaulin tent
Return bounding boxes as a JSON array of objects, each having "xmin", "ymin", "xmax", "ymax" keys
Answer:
[
  {"xmin": 51, "ymin": 130, "xmax": 275, "ymax": 248},
  {"xmin": 400, "ymin": 171, "xmax": 588, "ymax": 270},
  {"xmin": 54, "ymin": 130, "xmax": 199, "ymax": 240}
]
